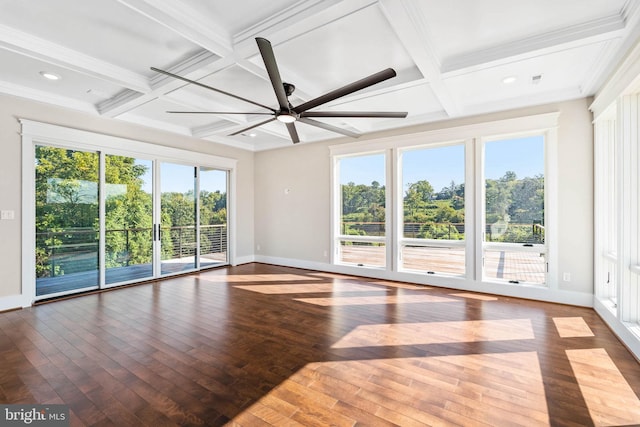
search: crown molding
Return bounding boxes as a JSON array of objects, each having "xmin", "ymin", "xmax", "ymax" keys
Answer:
[
  {"xmin": 460, "ymin": 87, "xmax": 584, "ymax": 118},
  {"xmin": 117, "ymin": 112, "xmax": 192, "ymax": 136},
  {"xmin": 203, "ymin": 134, "xmax": 259, "ymax": 152},
  {"xmin": 590, "ymin": 0, "xmax": 640, "ymax": 118}
]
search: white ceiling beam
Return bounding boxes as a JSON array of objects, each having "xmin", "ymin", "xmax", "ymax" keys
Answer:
[
  {"xmin": 232, "ymin": 0, "xmax": 355, "ymax": 47},
  {"xmin": 0, "ymin": 81, "xmax": 97, "ymax": 114},
  {"xmin": 116, "ymin": 0, "xmax": 233, "ymax": 56},
  {"xmin": 442, "ymin": 14, "xmax": 626, "ymax": 75},
  {"xmin": 0, "ymin": 24, "xmax": 149, "ymax": 93},
  {"xmin": 379, "ymin": 0, "xmax": 461, "ymax": 117},
  {"xmin": 99, "ymin": 52, "xmax": 230, "ymax": 117}
]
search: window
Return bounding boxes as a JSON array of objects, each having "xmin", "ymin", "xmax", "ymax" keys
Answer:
[
  {"xmin": 482, "ymin": 135, "xmax": 547, "ymax": 285},
  {"xmin": 330, "ymin": 113, "xmax": 557, "ymax": 293},
  {"xmin": 400, "ymin": 143, "xmax": 466, "ymax": 276},
  {"xmin": 336, "ymin": 153, "xmax": 387, "ymax": 268}
]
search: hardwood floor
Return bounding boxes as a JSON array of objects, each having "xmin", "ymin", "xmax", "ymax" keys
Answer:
[{"xmin": 2, "ymin": 263, "xmax": 640, "ymax": 426}]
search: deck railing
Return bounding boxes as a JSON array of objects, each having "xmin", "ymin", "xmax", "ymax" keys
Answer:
[
  {"xmin": 341, "ymin": 221, "xmax": 544, "ymax": 243},
  {"xmin": 36, "ymin": 224, "xmax": 227, "ymax": 278}
]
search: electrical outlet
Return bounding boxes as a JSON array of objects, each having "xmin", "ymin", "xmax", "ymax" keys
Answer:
[
  {"xmin": 0, "ymin": 210, "xmax": 15, "ymax": 220},
  {"xmin": 563, "ymin": 272, "xmax": 571, "ymax": 282},
  {"xmin": 256, "ymin": 244, "xmax": 261, "ymax": 251}
]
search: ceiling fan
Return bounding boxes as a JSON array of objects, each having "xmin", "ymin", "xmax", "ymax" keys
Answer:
[{"xmin": 151, "ymin": 37, "xmax": 407, "ymax": 144}]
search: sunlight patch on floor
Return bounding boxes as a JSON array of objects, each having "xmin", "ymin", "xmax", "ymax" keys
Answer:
[
  {"xmin": 200, "ymin": 273, "xmax": 323, "ymax": 283},
  {"xmin": 566, "ymin": 348, "xmax": 640, "ymax": 426},
  {"xmin": 228, "ymin": 352, "xmax": 549, "ymax": 426},
  {"xmin": 366, "ymin": 280, "xmax": 432, "ymax": 290},
  {"xmin": 552, "ymin": 317, "xmax": 594, "ymax": 338},
  {"xmin": 450, "ymin": 292, "xmax": 499, "ymax": 301},
  {"xmin": 233, "ymin": 283, "xmax": 388, "ymax": 294},
  {"xmin": 332, "ymin": 319, "xmax": 535, "ymax": 348},
  {"xmin": 295, "ymin": 294, "xmax": 456, "ymax": 306}
]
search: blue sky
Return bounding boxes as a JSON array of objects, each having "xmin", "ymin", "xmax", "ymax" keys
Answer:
[
  {"xmin": 139, "ymin": 161, "xmax": 227, "ymax": 194},
  {"xmin": 340, "ymin": 135, "xmax": 544, "ymax": 192}
]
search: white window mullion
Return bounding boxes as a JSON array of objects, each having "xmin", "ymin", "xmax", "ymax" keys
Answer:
[
  {"xmin": 619, "ymin": 96, "xmax": 632, "ymax": 322},
  {"xmin": 386, "ymin": 148, "xmax": 395, "ymax": 272},
  {"xmin": 546, "ymin": 128, "xmax": 558, "ymax": 289},
  {"xmin": 475, "ymin": 137, "xmax": 485, "ymax": 282},
  {"xmin": 98, "ymin": 152, "xmax": 106, "ymax": 288},
  {"xmin": 465, "ymin": 138, "xmax": 476, "ymax": 280}
]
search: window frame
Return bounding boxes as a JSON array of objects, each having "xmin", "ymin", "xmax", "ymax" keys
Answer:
[
  {"xmin": 479, "ymin": 131, "xmax": 550, "ymax": 286},
  {"xmin": 332, "ymin": 150, "xmax": 391, "ymax": 270},
  {"xmin": 330, "ymin": 112, "xmax": 559, "ymax": 290},
  {"xmin": 396, "ymin": 140, "xmax": 470, "ymax": 277}
]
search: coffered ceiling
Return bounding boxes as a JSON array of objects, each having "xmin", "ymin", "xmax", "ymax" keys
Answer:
[{"xmin": 0, "ymin": 0, "xmax": 637, "ymax": 150}]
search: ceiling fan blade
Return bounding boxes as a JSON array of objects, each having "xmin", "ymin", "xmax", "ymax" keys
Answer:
[
  {"xmin": 293, "ymin": 68, "xmax": 397, "ymax": 114},
  {"xmin": 151, "ymin": 67, "xmax": 275, "ymax": 112},
  {"xmin": 301, "ymin": 111, "xmax": 408, "ymax": 118},
  {"xmin": 298, "ymin": 118, "xmax": 360, "ymax": 138},
  {"xmin": 167, "ymin": 111, "xmax": 273, "ymax": 115},
  {"xmin": 229, "ymin": 117, "xmax": 276, "ymax": 136},
  {"xmin": 256, "ymin": 38, "xmax": 290, "ymax": 112},
  {"xmin": 286, "ymin": 123, "xmax": 300, "ymax": 144}
]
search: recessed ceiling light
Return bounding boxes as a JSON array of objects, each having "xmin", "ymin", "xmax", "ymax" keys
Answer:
[
  {"xmin": 40, "ymin": 71, "xmax": 61, "ymax": 81},
  {"xmin": 249, "ymin": 133, "xmax": 257, "ymax": 138},
  {"xmin": 502, "ymin": 76, "xmax": 517, "ymax": 84}
]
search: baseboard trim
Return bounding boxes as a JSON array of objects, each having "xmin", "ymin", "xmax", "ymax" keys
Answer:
[
  {"xmin": 0, "ymin": 294, "xmax": 29, "ymax": 312},
  {"xmin": 594, "ymin": 298, "xmax": 640, "ymax": 361},
  {"xmin": 253, "ymin": 255, "xmax": 594, "ymax": 307},
  {"xmin": 233, "ymin": 255, "xmax": 256, "ymax": 266}
]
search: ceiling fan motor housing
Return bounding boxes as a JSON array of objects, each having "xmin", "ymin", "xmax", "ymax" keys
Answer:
[{"xmin": 283, "ymin": 82, "xmax": 295, "ymax": 96}]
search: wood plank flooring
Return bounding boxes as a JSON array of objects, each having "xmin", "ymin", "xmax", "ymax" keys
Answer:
[{"xmin": 2, "ymin": 263, "xmax": 640, "ymax": 426}]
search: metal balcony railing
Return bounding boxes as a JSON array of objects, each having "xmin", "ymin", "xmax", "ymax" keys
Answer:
[{"xmin": 36, "ymin": 224, "xmax": 227, "ymax": 278}]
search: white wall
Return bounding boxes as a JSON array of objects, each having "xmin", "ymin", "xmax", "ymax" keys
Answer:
[
  {"xmin": 254, "ymin": 141, "xmax": 332, "ymax": 261},
  {"xmin": 0, "ymin": 92, "xmax": 594, "ymax": 308},
  {"xmin": 0, "ymin": 93, "xmax": 254, "ymax": 302},
  {"xmin": 254, "ymin": 98, "xmax": 594, "ymax": 304}
]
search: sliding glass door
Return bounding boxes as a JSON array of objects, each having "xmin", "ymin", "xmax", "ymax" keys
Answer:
[
  {"xmin": 33, "ymin": 148, "xmax": 230, "ymax": 299},
  {"xmin": 35, "ymin": 146, "xmax": 100, "ymax": 296},
  {"xmin": 199, "ymin": 167, "xmax": 229, "ymax": 267},
  {"xmin": 105, "ymin": 155, "xmax": 154, "ymax": 285},
  {"xmin": 160, "ymin": 162, "xmax": 197, "ymax": 275}
]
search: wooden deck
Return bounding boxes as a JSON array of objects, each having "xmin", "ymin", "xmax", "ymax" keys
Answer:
[
  {"xmin": 2, "ymin": 263, "xmax": 640, "ymax": 425},
  {"xmin": 36, "ymin": 253, "xmax": 227, "ymax": 296},
  {"xmin": 341, "ymin": 245, "xmax": 545, "ymax": 283}
]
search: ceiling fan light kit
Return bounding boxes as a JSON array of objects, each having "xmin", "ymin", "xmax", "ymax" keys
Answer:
[{"xmin": 152, "ymin": 37, "xmax": 407, "ymax": 144}]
